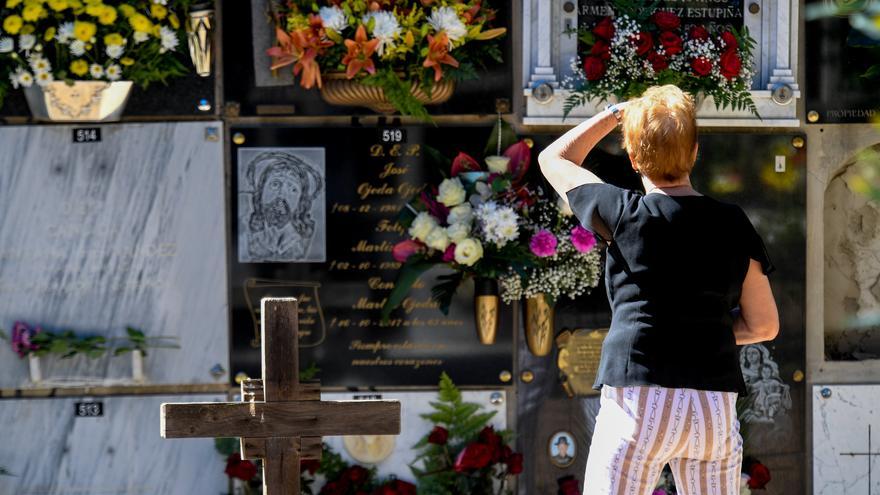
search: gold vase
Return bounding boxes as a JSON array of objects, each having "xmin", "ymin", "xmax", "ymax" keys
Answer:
[
  {"xmin": 186, "ymin": 4, "xmax": 214, "ymax": 77},
  {"xmin": 474, "ymin": 278, "xmax": 499, "ymax": 345},
  {"xmin": 524, "ymin": 293, "xmax": 555, "ymax": 356},
  {"xmin": 319, "ymin": 73, "xmax": 455, "ymax": 114}
]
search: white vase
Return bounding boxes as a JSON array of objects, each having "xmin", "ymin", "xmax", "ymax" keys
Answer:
[
  {"xmin": 28, "ymin": 354, "xmax": 42, "ymax": 383},
  {"xmin": 131, "ymin": 350, "xmax": 145, "ymax": 383}
]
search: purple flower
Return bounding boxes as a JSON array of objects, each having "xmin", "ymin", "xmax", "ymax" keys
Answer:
[
  {"xmin": 11, "ymin": 321, "xmax": 39, "ymax": 358},
  {"xmin": 529, "ymin": 230, "xmax": 558, "ymax": 258},
  {"xmin": 652, "ymin": 490, "xmax": 670, "ymax": 495},
  {"xmin": 571, "ymin": 226, "xmax": 597, "ymax": 253}
]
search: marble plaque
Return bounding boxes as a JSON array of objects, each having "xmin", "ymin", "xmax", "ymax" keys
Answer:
[
  {"xmin": 0, "ymin": 394, "xmax": 228, "ymax": 494},
  {"xmin": 812, "ymin": 385, "xmax": 880, "ymax": 494},
  {"xmin": 0, "ymin": 122, "xmax": 229, "ymax": 388}
]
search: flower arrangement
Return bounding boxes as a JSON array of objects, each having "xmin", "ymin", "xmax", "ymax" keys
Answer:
[
  {"xmin": 0, "ymin": 321, "xmax": 177, "ymax": 359},
  {"xmin": 267, "ymin": 0, "xmax": 507, "ymax": 120},
  {"xmin": 411, "ymin": 372, "xmax": 522, "ymax": 494},
  {"xmin": 562, "ymin": 0, "xmax": 757, "ymax": 117},
  {"xmin": 0, "ymin": 0, "xmax": 192, "ymax": 105}
]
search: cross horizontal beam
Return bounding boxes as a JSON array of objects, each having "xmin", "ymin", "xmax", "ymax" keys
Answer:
[{"xmin": 160, "ymin": 400, "xmax": 401, "ymax": 439}]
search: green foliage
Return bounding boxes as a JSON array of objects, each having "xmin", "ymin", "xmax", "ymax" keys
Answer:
[
  {"xmin": 361, "ymin": 68, "xmax": 434, "ymax": 123},
  {"xmin": 482, "ymin": 118, "xmax": 517, "ymax": 157},
  {"xmin": 381, "ymin": 257, "xmax": 437, "ymax": 322},
  {"xmin": 300, "ymin": 362, "xmax": 320, "ymax": 381},
  {"xmin": 214, "ymin": 437, "xmax": 240, "ymax": 457}
]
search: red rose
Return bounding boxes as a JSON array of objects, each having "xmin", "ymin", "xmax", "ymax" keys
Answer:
[
  {"xmin": 428, "ymin": 426, "xmax": 449, "ymax": 445},
  {"xmin": 651, "ymin": 11, "xmax": 680, "ymax": 31},
  {"xmin": 506, "ymin": 452, "xmax": 523, "ymax": 474},
  {"xmin": 689, "ymin": 25, "xmax": 710, "ymax": 41},
  {"xmin": 658, "ymin": 31, "xmax": 682, "ymax": 56},
  {"xmin": 634, "ymin": 32, "xmax": 653, "ymax": 56},
  {"xmin": 593, "ymin": 17, "xmax": 614, "ymax": 40},
  {"xmin": 721, "ymin": 30, "xmax": 738, "ymax": 49},
  {"xmin": 224, "ymin": 453, "xmax": 258, "ymax": 481},
  {"xmin": 392, "ymin": 239, "xmax": 424, "ymax": 263},
  {"xmin": 558, "ymin": 475, "xmax": 580, "ymax": 495},
  {"xmin": 453, "ymin": 443, "xmax": 493, "ymax": 471},
  {"xmin": 590, "ymin": 39, "xmax": 611, "ymax": 60},
  {"xmin": 648, "ymin": 51, "xmax": 668, "ymax": 72},
  {"xmin": 343, "ymin": 465, "xmax": 370, "ymax": 485},
  {"xmin": 747, "ymin": 462, "xmax": 772, "ymax": 489},
  {"xmin": 691, "ymin": 56, "xmax": 712, "ymax": 76},
  {"xmin": 320, "ymin": 481, "xmax": 347, "ymax": 495},
  {"xmin": 301, "ymin": 459, "xmax": 320, "ymax": 475},
  {"xmin": 478, "ymin": 426, "xmax": 503, "ymax": 461},
  {"xmin": 719, "ymin": 48, "xmax": 742, "ymax": 79},
  {"xmin": 582, "ymin": 56, "xmax": 606, "ymax": 81},
  {"xmin": 391, "ymin": 480, "xmax": 417, "ymax": 495}
]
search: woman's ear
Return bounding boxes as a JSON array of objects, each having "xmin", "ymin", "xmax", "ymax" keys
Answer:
[{"xmin": 692, "ymin": 142, "xmax": 699, "ymax": 162}]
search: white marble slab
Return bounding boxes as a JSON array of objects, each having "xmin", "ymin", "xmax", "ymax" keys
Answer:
[
  {"xmin": 0, "ymin": 394, "xmax": 228, "ymax": 494},
  {"xmin": 320, "ymin": 390, "xmax": 508, "ymax": 483},
  {"xmin": 0, "ymin": 122, "xmax": 229, "ymax": 387},
  {"xmin": 812, "ymin": 384, "xmax": 880, "ymax": 495}
]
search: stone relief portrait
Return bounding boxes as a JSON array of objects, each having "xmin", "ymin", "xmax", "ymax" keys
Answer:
[
  {"xmin": 739, "ymin": 344, "xmax": 792, "ymax": 423},
  {"xmin": 548, "ymin": 431, "xmax": 576, "ymax": 468},
  {"xmin": 238, "ymin": 148, "xmax": 326, "ymax": 263}
]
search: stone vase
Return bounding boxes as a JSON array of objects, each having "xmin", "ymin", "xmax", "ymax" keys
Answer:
[
  {"xmin": 474, "ymin": 278, "xmax": 499, "ymax": 345},
  {"xmin": 28, "ymin": 354, "xmax": 42, "ymax": 383},
  {"xmin": 131, "ymin": 350, "xmax": 145, "ymax": 383},
  {"xmin": 23, "ymin": 81, "xmax": 134, "ymax": 122},
  {"xmin": 524, "ymin": 293, "xmax": 555, "ymax": 356}
]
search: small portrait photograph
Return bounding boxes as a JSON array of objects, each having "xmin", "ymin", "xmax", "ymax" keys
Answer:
[
  {"xmin": 548, "ymin": 431, "xmax": 576, "ymax": 468},
  {"xmin": 237, "ymin": 148, "xmax": 326, "ymax": 263}
]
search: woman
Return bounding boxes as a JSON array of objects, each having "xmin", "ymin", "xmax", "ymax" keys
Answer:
[{"xmin": 539, "ymin": 85, "xmax": 779, "ymax": 495}]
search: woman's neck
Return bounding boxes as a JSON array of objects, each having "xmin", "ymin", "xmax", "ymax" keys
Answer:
[{"xmin": 641, "ymin": 176, "xmax": 701, "ymax": 196}]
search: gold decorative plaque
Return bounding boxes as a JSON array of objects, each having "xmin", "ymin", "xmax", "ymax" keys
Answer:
[
  {"xmin": 556, "ymin": 328, "xmax": 608, "ymax": 397},
  {"xmin": 343, "ymin": 435, "xmax": 396, "ymax": 464}
]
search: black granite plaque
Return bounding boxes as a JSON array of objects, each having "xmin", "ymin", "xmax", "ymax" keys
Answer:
[
  {"xmin": 805, "ymin": 0, "xmax": 880, "ymax": 123},
  {"xmin": 577, "ymin": 0, "xmax": 744, "ymax": 31},
  {"xmin": 229, "ymin": 125, "xmax": 515, "ymax": 387}
]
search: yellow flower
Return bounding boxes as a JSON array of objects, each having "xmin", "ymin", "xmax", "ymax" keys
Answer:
[
  {"xmin": 20, "ymin": 23, "xmax": 34, "ymax": 34},
  {"xmin": 73, "ymin": 20, "xmax": 96, "ymax": 41},
  {"xmin": 85, "ymin": 4, "xmax": 101, "ymax": 16},
  {"xmin": 168, "ymin": 12, "xmax": 179, "ymax": 29},
  {"xmin": 43, "ymin": 26, "xmax": 55, "ymax": 41},
  {"xmin": 119, "ymin": 56, "xmax": 134, "ymax": 66},
  {"xmin": 97, "ymin": 5, "xmax": 116, "ymax": 24},
  {"xmin": 2, "ymin": 15, "xmax": 23, "ymax": 35},
  {"xmin": 103, "ymin": 32, "xmax": 123, "ymax": 46},
  {"xmin": 21, "ymin": 4, "xmax": 45, "ymax": 22},
  {"xmin": 70, "ymin": 59, "xmax": 88, "ymax": 76},
  {"xmin": 151, "ymin": 24, "xmax": 160, "ymax": 37},
  {"xmin": 5, "ymin": 0, "xmax": 21, "ymax": 8},
  {"xmin": 47, "ymin": 0, "xmax": 67, "ymax": 11},
  {"xmin": 118, "ymin": 3, "xmax": 135, "ymax": 17},
  {"xmin": 149, "ymin": 3, "xmax": 166, "ymax": 19},
  {"xmin": 128, "ymin": 13, "xmax": 151, "ymax": 33}
]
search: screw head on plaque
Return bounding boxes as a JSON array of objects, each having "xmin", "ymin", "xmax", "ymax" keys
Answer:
[
  {"xmin": 532, "ymin": 83, "xmax": 554, "ymax": 104},
  {"xmin": 807, "ymin": 110, "xmax": 820, "ymax": 123}
]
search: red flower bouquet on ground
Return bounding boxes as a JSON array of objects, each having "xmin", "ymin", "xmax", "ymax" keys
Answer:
[{"xmin": 562, "ymin": 0, "xmax": 757, "ymax": 117}]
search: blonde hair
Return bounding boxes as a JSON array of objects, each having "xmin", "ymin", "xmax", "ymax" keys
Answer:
[{"xmin": 621, "ymin": 85, "xmax": 697, "ymax": 182}]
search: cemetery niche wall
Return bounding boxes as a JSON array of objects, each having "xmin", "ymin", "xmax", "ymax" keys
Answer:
[
  {"xmin": 228, "ymin": 125, "xmax": 516, "ymax": 387},
  {"xmin": 521, "ymin": 0, "xmax": 799, "ymax": 126}
]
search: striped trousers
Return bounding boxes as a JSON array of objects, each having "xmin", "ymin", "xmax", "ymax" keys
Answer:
[{"xmin": 583, "ymin": 385, "xmax": 743, "ymax": 495}]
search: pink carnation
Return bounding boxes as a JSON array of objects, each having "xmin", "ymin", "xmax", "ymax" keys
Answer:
[
  {"xmin": 392, "ymin": 240, "xmax": 424, "ymax": 262},
  {"xmin": 529, "ymin": 230, "xmax": 558, "ymax": 258},
  {"xmin": 571, "ymin": 226, "xmax": 597, "ymax": 253},
  {"xmin": 442, "ymin": 244, "xmax": 456, "ymax": 262}
]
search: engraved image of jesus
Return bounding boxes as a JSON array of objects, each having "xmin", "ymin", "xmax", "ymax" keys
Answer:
[{"xmin": 238, "ymin": 148, "xmax": 326, "ymax": 263}]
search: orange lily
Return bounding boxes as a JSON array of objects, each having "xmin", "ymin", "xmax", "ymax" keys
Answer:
[
  {"xmin": 342, "ymin": 25, "xmax": 380, "ymax": 78},
  {"xmin": 266, "ymin": 27, "xmax": 301, "ymax": 71},
  {"xmin": 422, "ymin": 31, "xmax": 459, "ymax": 82},
  {"xmin": 267, "ymin": 14, "xmax": 334, "ymax": 90}
]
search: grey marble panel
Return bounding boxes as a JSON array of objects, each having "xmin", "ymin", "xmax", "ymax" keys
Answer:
[
  {"xmin": 252, "ymin": 0, "xmax": 293, "ymax": 87},
  {"xmin": 0, "ymin": 394, "xmax": 228, "ymax": 495},
  {"xmin": 0, "ymin": 122, "xmax": 229, "ymax": 387}
]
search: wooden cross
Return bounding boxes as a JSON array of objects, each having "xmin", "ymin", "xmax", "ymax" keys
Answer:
[{"xmin": 161, "ymin": 298, "xmax": 401, "ymax": 494}]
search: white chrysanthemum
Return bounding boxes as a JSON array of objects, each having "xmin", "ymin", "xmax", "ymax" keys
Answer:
[
  {"xmin": 427, "ymin": 6, "xmax": 467, "ymax": 43},
  {"xmin": 447, "ymin": 203, "xmax": 473, "ymax": 225},
  {"xmin": 475, "ymin": 201, "xmax": 519, "ymax": 247},
  {"xmin": 446, "ymin": 222, "xmax": 470, "ymax": 243},
  {"xmin": 409, "ymin": 211, "xmax": 438, "ymax": 242},
  {"xmin": 106, "ymin": 44, "xmax": 124, "ymax": 59},
  {"xmin": 159, "ymin": 26, "xmax": 178, "ymax": 53},
  {"xmin": 35, "ymin": 70, "xmax": 53, "ymax": 87},
  {"xmin": 319, "ymin": 5, "xmax": 347, "ymax": 32},
  {"xmin": 89, "ymin": 63, "xmax": 104, "ymax": 79},
  {"xmin": 0, "ymin": 37, "xmax": 13, "ymax": 53},
  {"xmin": 19, "ymin": 34, "xmax": 35, "ymax": 51},
  {"xmin": 105, "ymin": 63, "xmax": 121, "ymax": 81},
  {"xmin": 362, "ymin": 11, "xmax": 400, "ymax": 56},
  {"xmin": 133, "ymin": 31, "xmax": 150, "ymax": 44},
  {"xmin": 152, "ymin": 0, "xmax": 167, "ymax": 5},
  {"xmin": 17, "ymin": 70, "xmax": 34, "ymax": 88},
  {"xmin": 69, "ymin": 39, "xmax": 86, "ymax": 56},
  {"xmin": 425, "ymin": 226, "xmax": 450, "ymax": 251},
  {"xmin": 28, "ymin": 55, "xmax": 50, "ymax": 72},
  {"xmin": 454, "ymin": 238, "xmax": 483, "ymax": 266},
  {"xmin": 56, "ymin": 22, "xmax": 74, "ymax": 43},
  {"xmin": 436, "ymin": 177, "xmax": 466, "ymax": 207}
]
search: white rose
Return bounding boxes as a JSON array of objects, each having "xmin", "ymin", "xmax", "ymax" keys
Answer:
[
  {"xmin": 437, "ymin": 177, "xmax": 466, "ymax": 207},
  {"xmin": 485, "ymin": 155, "xmax": 510, "ymax": 174},
  {"xmin": 454, "ymin": 238, "xmax": 483, "ymax": 266},
  {"xmin": 446, "ymin": 222, "xmax": 470, "ymax": 242},
  {"xmin": 425, "ymin": 226, "xmax": 450, "ymax": 251},
  {"xmin": 409, "ymin": 212, "xmax": 437, "ymax": 242},
  {"xmin": 447, "ymin": 204, "xmax": 473, "ymax": 225}
]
